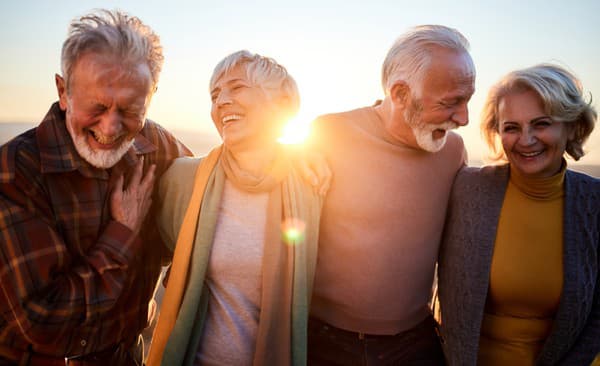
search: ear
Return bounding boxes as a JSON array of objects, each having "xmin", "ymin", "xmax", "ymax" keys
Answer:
[
  {"xmin": 389, "ymin": 81, "xmax": 411, "ymax": 108},
  {"xmin": 55, "ymin": 74, "xmax": 68, "ymax": 111}
]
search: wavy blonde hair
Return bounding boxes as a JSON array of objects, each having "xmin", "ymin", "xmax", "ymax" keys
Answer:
[{"xmin": 481, "ymin": 63, "xmax": 596, "ymax": 161}]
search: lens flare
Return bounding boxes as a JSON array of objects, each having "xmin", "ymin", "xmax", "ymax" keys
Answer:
[
  {"xmin": 278, "ymin": 115, "xmax": 311, "ymax": 145},
  {"xmin": 281, "ymin": 217, "xmax": 306, "ymax": 245}
]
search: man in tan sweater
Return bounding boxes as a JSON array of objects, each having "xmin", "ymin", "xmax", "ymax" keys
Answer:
[{"xmin": 308, "ymin": 25, "xmax": 475, "ymax": 365}]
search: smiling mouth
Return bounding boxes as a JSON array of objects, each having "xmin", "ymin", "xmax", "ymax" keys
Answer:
[
  {"xmin": 222, "ymin": 114, "xmax": 242, "ymax": 124},
  {"xmin": 517, "ymin": 150, "xmax": 543, "ymax": 158},
  {"xmin": 432, "ymin": 129, "xmax": 447, "ymax": 140},
  {"xmin": 88, "ymin": 130, "xmax": 125, "ymax": 146}
]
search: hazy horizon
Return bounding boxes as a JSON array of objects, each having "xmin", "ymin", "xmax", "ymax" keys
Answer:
[{"xmin": 2, "ymin": 121, "xmax": 599, "ymax": 179}]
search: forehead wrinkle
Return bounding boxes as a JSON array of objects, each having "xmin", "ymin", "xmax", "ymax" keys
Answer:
[{"xmin": 211, "ymin": 77, "xmax": 248, "ymax": 94}]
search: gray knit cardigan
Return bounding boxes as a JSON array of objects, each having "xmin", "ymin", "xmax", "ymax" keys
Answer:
[{"xmin": 438, "ymin": 164, "xmax": 600, "ymax": 365}]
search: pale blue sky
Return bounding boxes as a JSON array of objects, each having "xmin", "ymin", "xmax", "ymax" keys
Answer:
[{"xmin": 1, "ymin": 0, "xmax": 599, "ymax": 163}]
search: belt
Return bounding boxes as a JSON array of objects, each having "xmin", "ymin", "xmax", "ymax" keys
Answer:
[
  {"xmin": 308, "ymin": 314, "xmax": 438, "ymax": 341},
  {"xmin": 308, "ymin": 317, "xmax": 400, "ymax": 340}
]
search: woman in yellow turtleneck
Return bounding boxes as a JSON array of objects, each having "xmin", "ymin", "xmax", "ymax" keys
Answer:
[{"xmin": 437, "ymin": 63, "xmax": 600, "ymax": 365}]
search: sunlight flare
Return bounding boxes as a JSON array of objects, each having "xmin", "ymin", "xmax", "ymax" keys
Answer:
[
  {"xmin": 278, "ymin": 115, "xmax": 312, "ymax": 145},
  {"xmin": 281, "ymin": 217, "xmax": 306, "ymax": 245}
]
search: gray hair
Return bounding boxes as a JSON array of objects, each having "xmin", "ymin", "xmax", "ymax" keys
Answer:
[
  {"xmin": 209, "ymin": 50, "xmax": 300, "ymax": 116},
  {"xmin": 61, "ymin": 9, "xmax": 163, "ymax": 91},
  {"xmin": 381, "ymin": 25, "xmax": 472, "ymax": 96},
  {"xmin": 482, "ymin": 63, "xmax": 596, "ymax": 161}
]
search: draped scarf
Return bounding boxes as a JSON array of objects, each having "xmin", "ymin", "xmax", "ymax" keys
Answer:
[{"xmin": 147, "ymin": 144, "xmax": 321, "ymax": 366}]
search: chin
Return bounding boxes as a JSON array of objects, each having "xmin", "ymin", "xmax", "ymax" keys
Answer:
[
  {"xmin": 416, "ymin": 135, "xmax": 447, "ymax": 153},
  {"xmin": 72, "ymin": 132, "xmax": 133, "ymax": 168}
]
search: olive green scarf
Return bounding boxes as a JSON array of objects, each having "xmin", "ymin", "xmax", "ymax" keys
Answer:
[{"xmin": 147, "ymin": 144, "xmax": 321, "ymax": 365}]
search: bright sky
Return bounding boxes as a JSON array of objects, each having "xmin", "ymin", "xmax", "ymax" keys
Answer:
[{"xmin": 1, "ymin": 0, "xmax": 599, "ymax": 164}]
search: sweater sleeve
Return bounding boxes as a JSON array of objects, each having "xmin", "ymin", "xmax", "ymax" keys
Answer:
[
  {"xmin": 558, "ymin": 239, "xmax": 600, "ymax": 365},
  {"xmin": 156, "ymin": 157, "xmax": 202, "ymax": 252}
]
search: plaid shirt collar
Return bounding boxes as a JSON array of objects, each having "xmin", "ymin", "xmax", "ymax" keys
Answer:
[{"xmin": 37, "ymin": 102, "xmax": 158, "ymax": 178}]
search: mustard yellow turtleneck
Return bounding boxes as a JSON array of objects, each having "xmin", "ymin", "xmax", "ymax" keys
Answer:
[{"xmin": 477, "ymin": 163, "xmax": 566, "ymax": 366}]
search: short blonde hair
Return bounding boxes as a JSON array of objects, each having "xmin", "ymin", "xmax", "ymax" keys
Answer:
[{"xmin": 481, "ymin": 63, "xmax": 596, "ymax": 161}]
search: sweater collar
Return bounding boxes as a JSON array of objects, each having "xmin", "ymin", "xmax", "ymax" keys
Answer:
[{"xmin": 509, "ymin": 159, "xmax": 566, "ymax": 200}]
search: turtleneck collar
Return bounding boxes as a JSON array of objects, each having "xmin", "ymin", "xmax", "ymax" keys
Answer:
[{"xmin": 509, "ymin": 159, "xmax": 566, "ymax": 200}]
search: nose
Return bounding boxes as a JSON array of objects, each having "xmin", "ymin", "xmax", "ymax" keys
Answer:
[
  {"xmin": 215, "ymin": 89, "xmax": 233, "ymax": 107},
  {"xmin": 451, "ymin": 103, "xmax": 469, "ymax": 127},
  {"xmin": 519, "ymin": 127, "xmax": 537, "ymax": 146},
  {"xmin": 97, "ymin": 110, "xmax": 123, "ymax": 137}
]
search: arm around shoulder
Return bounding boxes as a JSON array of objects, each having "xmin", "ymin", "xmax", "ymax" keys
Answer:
[{"xmin": 156, "ymin": 157, "xmax": 202, "ymax": 252}]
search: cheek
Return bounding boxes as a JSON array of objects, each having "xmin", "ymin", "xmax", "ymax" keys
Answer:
[
  {"xmin": 210, "ymin": 110, "xmax": 223, "ymax": 133},
  {"xmin": 500, "ymin": 134, "xmax": 515, "ymax": 152},
  {"xmin": 123, "ymin": 119, "xmax": 145, "ymax": 135},
  {"xmin": 66, "ymin": 110, "xmax": 86, "ymax": 132}
]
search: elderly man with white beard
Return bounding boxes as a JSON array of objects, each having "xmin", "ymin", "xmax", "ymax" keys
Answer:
[
  {"xmin": 0, "ymin": 9, "xmax": 190, "ymax": 365},
  {"xmin": 307, "ymin": 24, "xmax": 475, "ymax": 365}
]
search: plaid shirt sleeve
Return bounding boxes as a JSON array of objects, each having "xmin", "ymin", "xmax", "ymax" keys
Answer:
[
  {"xmin": 0, "ymin": 118, "xmax": 191, "ymax": 354},
  {"xmin": 0, "ymin": 133, "xmax": 144, "ymax": 346}
]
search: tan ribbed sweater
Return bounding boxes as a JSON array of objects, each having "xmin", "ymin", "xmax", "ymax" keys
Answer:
[{"xmin": 310, "ymin": 106, "xmax": 466, "ymax": 334}]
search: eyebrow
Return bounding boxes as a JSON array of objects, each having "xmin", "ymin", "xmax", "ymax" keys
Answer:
[
  {"xmin": 502, "ymin": 116, "xmax": 551, "ymax": 124},
  {"xmin": 210, "ymin": 78, "xmax": 247, "ymax": 95}
]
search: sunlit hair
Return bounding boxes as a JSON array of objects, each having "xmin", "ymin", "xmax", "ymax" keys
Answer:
[
  {"xmin": 61, "ymin": 9, "xmax": 163, "ymax": 91},
  {"xmin": 381, "ymin": 25, "xmax": 473, "ymax": 97},
  {"xmin": 481, "ymin": 63, "xmax": 597, "ymax": 161},
  {"xmin": 209, "ymin": 50, "xmax": 300, "ymax": 117}
]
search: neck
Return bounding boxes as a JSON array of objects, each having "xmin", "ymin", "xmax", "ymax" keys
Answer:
[
  {"xmin": 228, "ymin": 142, "xmax": 279, "ymax": 176},
  {"xmin": 373, "ymin": 98, "xmax": 415, "ymax": 148}
]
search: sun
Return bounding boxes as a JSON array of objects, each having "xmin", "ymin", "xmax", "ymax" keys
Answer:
[{"xmin": 278, "ymin": 113, "xmax": 313, "ymax": 145}]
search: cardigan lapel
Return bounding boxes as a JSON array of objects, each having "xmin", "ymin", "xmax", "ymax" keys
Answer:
[
  {"xmin": 536, "ymin": 170, "xmax": 593, "ymax": 365},
  {"xmin": 465, "ymin": 165, "xmax": 510, "ymax": 362}
]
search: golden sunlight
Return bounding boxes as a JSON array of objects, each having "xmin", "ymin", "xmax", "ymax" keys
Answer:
[{"xmin": 278, "ymin": 114, "xmax": 312, "ymax": 145}]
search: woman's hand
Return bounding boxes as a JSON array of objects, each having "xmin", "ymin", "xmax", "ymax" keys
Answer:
[
  {"xmin": 111, "ymin": 156, "xmax": 157, "ymax": 235},
  {"xmin": 293, "ymin": 150, "xmax": 332, "ymax": 196}
]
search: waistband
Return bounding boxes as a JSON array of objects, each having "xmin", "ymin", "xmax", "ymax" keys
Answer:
[{"xmin": 309, "ymin": 313, "xmax": 438, "ymax": 340}]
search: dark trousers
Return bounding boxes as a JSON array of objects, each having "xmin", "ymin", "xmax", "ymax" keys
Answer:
[
  {"xmin": 0, "ymin": 336, "xmax": 143, "ymax": 366},
  {"xmin": 307, "ymin": 314, "xmax": 445, "ymax": 366}
]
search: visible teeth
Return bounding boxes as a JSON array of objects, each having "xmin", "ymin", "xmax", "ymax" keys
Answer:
[
  {"xmin": 222, "ymin": 114, "xmax": 242, "ymax": 123},
  {"xmin": 520, "ymin": 151, "xmax": 542, "ymax": 157},
  {"xmin": 90, "ymin": 130, "xmax": 123, "ymax": 145}
]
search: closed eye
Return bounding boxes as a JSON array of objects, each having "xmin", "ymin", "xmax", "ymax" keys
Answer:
[
  {"xmin": 533, "ymin": 119, "xmax": 552, "ymax": 128},
  {"xmin": 501, "ymin": 123, "xmax": 519, "ymax": 133}
]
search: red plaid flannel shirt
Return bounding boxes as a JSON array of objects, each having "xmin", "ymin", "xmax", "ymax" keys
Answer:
[{"xmin": 0, "ymin": 103, "xmax": 191, "ymax": 357}]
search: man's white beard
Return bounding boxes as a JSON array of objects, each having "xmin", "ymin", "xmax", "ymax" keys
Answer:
[
  {"xmin": 67, "ymin": 124, "xmax": 133, "ymax": 169},
  {"xmin": 405, "ymin": 103, "xmax": 457, "ymax": 153}
]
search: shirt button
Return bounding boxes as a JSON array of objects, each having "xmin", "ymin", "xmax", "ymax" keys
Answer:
[{"xmin": 80, "ymin": 339, "xmax": 87, "ymax": 347}]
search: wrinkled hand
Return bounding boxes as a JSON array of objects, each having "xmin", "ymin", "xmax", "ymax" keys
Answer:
[
  {"xmin": 110, "ymin": 156, "xmax": 157, "ymax": 235},
  {"xmin": 295, "ymin": 151, "xmax": 332, "ymax": 196}
]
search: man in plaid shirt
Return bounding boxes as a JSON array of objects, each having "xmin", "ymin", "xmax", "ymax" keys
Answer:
[{"xmin": 0, "ymin": 9, "xmax": 190, "ymax": 365}]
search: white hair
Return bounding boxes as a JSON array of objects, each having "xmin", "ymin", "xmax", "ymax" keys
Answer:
[
  {"xmin": 210, "ymin": 50, "xmax": 300, "ymax": 116},
  {"xmin": 381, "ymin": 24, "xmax": 472, "ymax": 97},
  {"xmin": 61, "ymin": 9, "xmax": 163, "ymax": 91}
]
